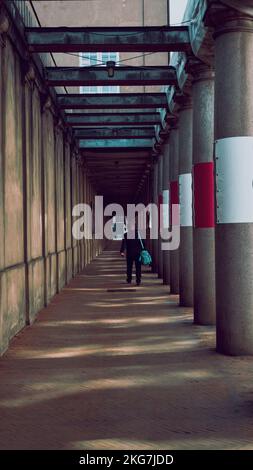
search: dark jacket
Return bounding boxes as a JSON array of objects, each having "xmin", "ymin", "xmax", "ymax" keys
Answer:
[{"xmin": 120, "ymin": 229, "xmax": 145, "ymax": 258}]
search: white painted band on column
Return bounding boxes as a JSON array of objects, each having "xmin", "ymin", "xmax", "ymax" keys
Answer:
[
  {"xmin": 179, "ymin": 173, "xmax": 192, "ymax": 227},
  {"xmin": 162, "ymin": 189, "xmax": 170, "ymax": 228},
  {"xmin": 215, "ymin": 137, "xmax": 253, "ymax": 224}
]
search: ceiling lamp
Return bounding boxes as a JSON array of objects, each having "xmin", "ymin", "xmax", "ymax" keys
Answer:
[{"xmin": 106, "ymin": 61, "xmax": 116, "ymax": 78}]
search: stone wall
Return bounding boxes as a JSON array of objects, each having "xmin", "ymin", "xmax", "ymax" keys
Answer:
[{"xmin": 0, "ymin": 11, "xmax": 104, "ymax": 355}]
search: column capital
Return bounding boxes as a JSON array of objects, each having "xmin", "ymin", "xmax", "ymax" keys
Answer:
[
  {"xmin": 54, "ymin": 116, "xmax": 64, "ymax": 134},
  {"xmin": 40, "ymin": 92, "xmax": 53, "ymax": 113},
  {"xmin": 175, "ymin": 93, "xmax": 193, "ymax": 111},
  {"xmin": 151, "ymin": 153, "xmax": 159, "ymax": 165},
  {"xmin": 205, "ymin": 1, "xmax": 253, "ymax": 37},
  {"xmin": 153, "ymin": 141, "xmax": 162, "ymax": 154},
  {"xmin": 70, "ymin": 143, "xmax": 79, "ymax": 160},
  {"xmin": 186, "ymin": 59, "xmax": 215, "ymax": 84},
  {"xmin": 21, "ymin": 61, "xmax": 37, "ymax": 88},
  {"xmin": 0, "ymin": 9, "xmax": 10, "ymax": 47},
  {"xmin": 165, "ymin": 113, "xmax": 178, "ymax": 129},
  {"xmin": 169, "ymin": 115, "xmax": 179, "ymax": 130},
  {"xmin": 76, "ymin": 154, "xmax": 86, "ymax": 169},
  {"xmin": 63, "ymin": 127, "xmax": 73, "ymax": 146}
]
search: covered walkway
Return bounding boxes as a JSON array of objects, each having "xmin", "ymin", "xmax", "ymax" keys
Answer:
[
  {"xmin": 1, "ymin": 0, "xmax": 253, "ymax": 455},
  {"xmin": 0, "ymin": 243, "xmax": 253, "ymax": 450}
]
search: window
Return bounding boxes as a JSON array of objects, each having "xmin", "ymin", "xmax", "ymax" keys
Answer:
[
  {"xmin": 79, "ymin": 52, "xmax": 120, "ymax": 94},
  {"xmin": 112, "ymin": 215, "xmax": 126, "ymax": 240}
]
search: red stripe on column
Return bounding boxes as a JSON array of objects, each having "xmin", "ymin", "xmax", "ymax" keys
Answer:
[
  {"xmin": 170, "ymin": 180, "xmax": 179, "ymax": 227},
  {"xmin": 170, "ymin": 181, "xmax": 179, "ymax": 204},
  {"xmin": 193, "ymin": 162, "xmax": 215, "ymax": 228}
]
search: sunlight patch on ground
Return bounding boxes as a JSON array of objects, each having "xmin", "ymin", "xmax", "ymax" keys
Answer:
[
  {"xmin": 0, "ymin": 367, "xmax": 216, "ymax": 408},
  {"xmin": 33, "ymin": 316, "xmax": 171, "ymax": 328},
  {"xmin": 69, "ymin": 437, "xmax": 253, "ymax": 451},
  {"xmin": 87, "ymin": 300, "xmax": 166, "ymax": 308},
  {"xmin": 70, "ymin": 438, "xmax": 165, "ymax": 450},
  {"xmin": 12, "ymin": 337, "xmax": 200, "ymax": 360},
  {"xmin": 63, "ymin": 288, "xmax": 108, "ymax": 292}
]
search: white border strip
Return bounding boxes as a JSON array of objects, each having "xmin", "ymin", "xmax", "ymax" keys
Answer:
[
  {"xmin": 162, "ymin": 189, "xmax": 170, "ymax": 228},
  {"xmin": 215, "ymin": 137, "xmax": 253, "ymax": 224},
  {"xmin": 179, "ymin": 173, "xmax": 192, "ymax": 227}
]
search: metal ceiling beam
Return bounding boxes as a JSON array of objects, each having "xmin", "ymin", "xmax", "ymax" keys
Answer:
[
  {"xmin": 65, "ymin": 112, "xmax": 161, "ymax": 126},
  {"xmin": 89, "ymin": 171, "xmax": 144, "ymax": 175},
  {"xmin": 79, "ymin": 138, "xmax": 154, "ymax": 149},
  {"xmin": 26, "ymin": 26, "xmax": 190, "ymax": 53},
  {"xmin": 45, "ymin": 66, "xmax": 177, "ymax": 87},
  {"xmin": 58, "ymin": 93, "xmax": 168, "ymax": 109},
  {"xmin": 74, "ymin": 127, "xmax": 155, "ymax": 139},
  {"xmin": 84, "ymin": 149, "xmax": 151, "ymax": 155},
  {"xmin": 85, "ymin": 152, "xmax": 149, "ymax": 157}
]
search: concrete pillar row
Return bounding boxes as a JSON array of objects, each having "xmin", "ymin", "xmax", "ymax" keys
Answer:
[
  {"xmin": 191, "ymin": 63, "xmax": 216, "ymax": 325},
  {"xmin": 162, "ymin": 140, "xmax": 170, "ymax": 286},
  {"xmin": 178, "ymin": 96, "xmax": 194, "ymax": 307},
  {"xmin": 210, "ymin": 7, "xmax": 253, "ymax": 354},
  {"xmin": 169, "ymin": 125, "xmax": 180, "ymax": 294}
]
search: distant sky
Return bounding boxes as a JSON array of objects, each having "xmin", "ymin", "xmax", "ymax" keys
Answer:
[{"xmin": 170, "ymin": 0, "xmax": 188, "ymax": 24}]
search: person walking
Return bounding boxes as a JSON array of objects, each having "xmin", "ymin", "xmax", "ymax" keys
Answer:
[{"xmin": 120, "ymin": 214, "xmax": 145, "ymax": 286}]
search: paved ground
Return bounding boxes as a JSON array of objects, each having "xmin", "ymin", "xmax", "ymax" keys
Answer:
[{"xmin": 1, "ymin": 243, "xmax": 253, "ymax": 450}]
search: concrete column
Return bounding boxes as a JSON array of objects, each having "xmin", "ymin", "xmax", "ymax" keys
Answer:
[
  {"xmin": 169, "ymin": 126, "xmax": 180, "ymax": 294},
  {"xmin": 152, "ymin": 161, "xmax": 158, "ymax": 273},
  {"xmin": 178, "ymin": 97, "xmax": 193, "ymax": 307},
  {"xmin": 212, "ymin": 7, "xmax": 253, "ymax": 354},
  {"xmin": 143, "ymin": 170, "xmax": 151, "ymax": 254},
  {"xmin": 88, "ymin": 180, "xmax": 92, "ymax": 264},
  {"xmin": 192, "ymin": 64, "xmax": 216, "ymax": 325},
  {"xmin": 157, "ymin": 153, "xmax": 164, "ymax": 278},
  {"xmin": 162, "ymin": 141, "xmax": 170, "ymax": 285}
]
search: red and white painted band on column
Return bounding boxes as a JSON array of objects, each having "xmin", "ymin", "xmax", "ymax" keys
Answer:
[
  {"xmin": 170, "ymin": 180, "xmax": 179, "ymax": 226},
  {"xmin": 215, "ymin": 137, "xmax": 253, "ymax": 224},
  {"xmin": 193, "ymin": 162, "xmax": 215, "ymax": 228},
  {"xmin": 162, "ymin": 188, "xmax": 170, "ymax": 229},
  {"xmin": 170, "ymin": 181, "xmax": 179, "ymax": 206},
  {"xmin": 179, "ymin": 173, "xmax": 192, "ymax": 227}
]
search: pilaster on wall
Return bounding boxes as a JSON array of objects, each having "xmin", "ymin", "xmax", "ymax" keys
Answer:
[
  {"xmin": 23, "ymin": 68, "xmax": 45, "ymax": 324},
  {"xmin": 83, "ymin": 171, "xmax": 88, "ymax": 267},
  {"xmin": 64, "ymin": 134, "xmax": 73, "ymax": 284},
  {"xmin": 54, "ymin": 119, "xmax": 66, "ymax": 293},
  {"xmin": 0, "ymin": 37, "xmax": 6, "ymax": 353},
  {"xmin": 0, "ymin": 33, "xmax": 26, "ymax": 355},
  {"xmin": 71, "ymin": 151, "xmax": 79, "ymax": 277},
  {"xmin": 78, "ymin": 162, "xmax": 85, "ymax": 271},
  {"xmin": 42, "ymin": 104, "xmax": 57, "ymax": 305}
]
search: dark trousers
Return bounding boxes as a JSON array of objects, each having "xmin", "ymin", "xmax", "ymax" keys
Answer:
[{"xmin": 126, "ymin": 254, "xmax": 142, "ymax": 284}]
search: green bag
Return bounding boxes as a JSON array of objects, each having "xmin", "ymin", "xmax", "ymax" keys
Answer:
[
  {"xmin": 138, "ymin": 233, "xmax": 152, "ymax": 266},
  {"xmin": 140, "ymin": 249, "xmax": 152, "ymax": 265}
]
